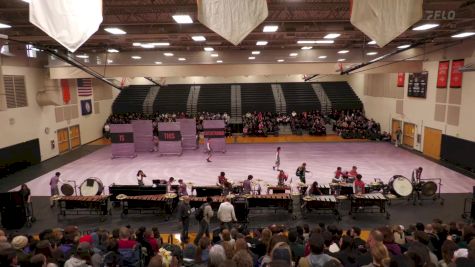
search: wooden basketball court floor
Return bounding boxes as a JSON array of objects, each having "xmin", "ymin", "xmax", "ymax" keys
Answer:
[{"xmin": 13, "ymin": 139, "xmax": 475, "ymax": 196}]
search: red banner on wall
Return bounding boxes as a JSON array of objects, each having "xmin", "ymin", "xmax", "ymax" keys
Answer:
[
  {"xmin": 397, "ymin": 72, "xmax": 405, "ymax": 87},
  {"xmin": 450, "ymin": 59, "xmax": 464, "ymax": 88},
  {"xmin": 60, "ymin": 79, "xmax": 71, "ymax": 104},
  {"xmin": 437, "ymin": 61, "xmax": 450, "ymax": 88}
]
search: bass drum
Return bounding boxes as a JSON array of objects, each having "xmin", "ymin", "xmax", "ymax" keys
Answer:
[
  {"xmin": 61, "ymin": 184, "xmax": 74, "ymax": 196},
  {"xmin": 388, "ymin": 175, "xmax": 413, "ymax": 197},
  {"xmin": 421, "ymin": 181, "xmax": 437, "ymax": 197},
  {"xmin": 80, "ymin": 177, "xmax": 104, "ymax": 196}
]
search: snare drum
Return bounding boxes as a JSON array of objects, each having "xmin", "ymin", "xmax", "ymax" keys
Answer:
[
  {"xmin": 79, "ymin": 178, "xmax": 104, "ymax": 196},
  {"xmin": 61, "ymin": 184, "xmax": 74, "ymax": 196},
  {"xmin": 388, "ymin": 175, "xmax": 413, "ymax": 197}
]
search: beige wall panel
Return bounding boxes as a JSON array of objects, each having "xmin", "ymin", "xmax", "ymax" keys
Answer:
[
  {"xmin": 447, "ymin": 105, "xmax": 460, "ymax": 126},
  {"xmin": 448, "ymin": 89, "xmax": 462, "ymax": 105},
  {"xmin": 396, "ymin": 100, "xmax": 404, "ymax": 115},
  {"xmin": 434, "ymin": 104, "xmax": 446, "ymax": 122},
  {"xmin": 436, "ymin": 88, "xmax": 447, "ymax": 103}
]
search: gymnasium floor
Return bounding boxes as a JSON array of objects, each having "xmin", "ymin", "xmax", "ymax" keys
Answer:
[{"xmin": 13, "ymin": 140, "xmax": 475, "ymax": 195}]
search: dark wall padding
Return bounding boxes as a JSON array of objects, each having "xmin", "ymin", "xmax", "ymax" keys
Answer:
[
  {"xmin": 440, "ymin": 135, "xmax": 475, "ymax": 171},
  {"xmin": 0, "ymin": 139, "xmax": 41, "ymax": 178}
]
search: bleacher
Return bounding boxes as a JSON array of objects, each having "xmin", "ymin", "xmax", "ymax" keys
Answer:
[
  {"xmin": 152, "ymin": 84, "xmax": 190, "ymax": 114},
  {"xmin": 320, "ymin": 82, "xmax": 363, "ymax": 110},
  {"xmin": 240, "ymin": 83, "xmax": 275, "ymax": 114},
  {"xmin": 280, "ymin": 83, "xmax": 321, "ymax": 113},
  {"xmin": 112, "ymin": 85, "xmax": 151, "ymax": 114},
  {"xmin": 197, "ymin": 84, "xmax": 232, "ymax": 114}
]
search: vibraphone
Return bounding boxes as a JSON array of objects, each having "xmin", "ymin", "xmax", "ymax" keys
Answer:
[
  {"xmin": 301, "ymin": 195, "xmax": 341, "ymax": 220},
  {"xmin": 57, "ymin": 195, "xmax": 111, "ymax": 221},
  {"xmin": 329, "ymin": 183, "xmax": 373, "ymax": 195},
  {"xmin": 120, "ymin": 194, "xmax": 178, "ymax": 220},
  {"xmin": 246, "ymin": 194, "xmax": 293, "ymax": 213},
  {"xmin": 349, "ymin": 193, "xmax": 390, "ymax": 219},
  {"xmin": 318, "ymin": 184, "xmax": 331, "ymax": 195},
  {"xmin": 188, "ymin": 196, "xmax": 227, "ymax": 210},
  {"xmin": 267, "ymin": 186, "xmax": 291, "ymax": 194}
]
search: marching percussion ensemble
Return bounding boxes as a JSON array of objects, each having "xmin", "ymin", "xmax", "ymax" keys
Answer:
[{"xmin": 47, "ymin": 165, "xmax": 443, "ymax": 221}]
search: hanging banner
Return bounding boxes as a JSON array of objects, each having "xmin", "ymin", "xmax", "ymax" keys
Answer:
[
  {"xmin": 397, "ymin": 73, "xmax": 405, "ymax": 87},
  {"xmin": 450, "ymin": 59, "xmax": 464, "ymax": 88},
  {"xmin": 437, "ymin": 61, "xmax": 450, "ymax": 88},
  {"xmin": 60, "ymin": 79, "xmax": 71, "ymax": 104}
]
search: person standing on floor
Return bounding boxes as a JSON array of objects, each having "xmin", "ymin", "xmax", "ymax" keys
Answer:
[
  {"xmin": 194, "ymin": 197, "xmax": 214, "ymax": 245},
  {"xmin": 296, "ymin": 163, "xmax": 310, "ymax": 184},
  {"xmin": 273, "ymin": 147, "xmax": 281, "ymax": 171},
  {"xmin": 206, "ymin": 138, "xmax": 213, "ymax": 162},
  {"xmin": 49, "ymin": 172, "xmax": 61, "ymax": 208},
  {"xmin": 217, "ymin": 196, "xmax": 236, "ymax": 230},
  {"xmin": 136, "ymin": 170, "xmax": 146, "ymax": 186},
  {"xmin": 395, "ymin": 127, "xmax": 402, "ymax": 147},
  {"xmin": 177, "ymin": 196, "xmax": 191, "ymax": 243}
]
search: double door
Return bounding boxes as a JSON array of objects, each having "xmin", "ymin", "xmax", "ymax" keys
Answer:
[{"xmin": 57, "ymin": 125, "xmax": 81, "ymax": 154}]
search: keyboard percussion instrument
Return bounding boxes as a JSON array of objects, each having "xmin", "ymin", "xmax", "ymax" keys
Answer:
[
  {"xmin": 118, "ymin": 193, "xmax": 178, "ymax": 220},
  {"xmin": 57, "ymin": 195, "xmax": 111, "ymax": 221}
]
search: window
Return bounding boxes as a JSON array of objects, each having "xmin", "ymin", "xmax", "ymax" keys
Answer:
[{"xmin": 4, "ymin": 75, "xmax": 28, "ymax": 108}]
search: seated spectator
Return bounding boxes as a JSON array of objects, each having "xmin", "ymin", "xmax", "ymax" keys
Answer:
[
  {"xmin": 363, "ymin": 243, "xmax": 390, "ymax": 267},
  {"xmin": 209, "ymin": 245, "xmax": 226, "ymax": 267},
  {"xmin": 194, "ymin": 236, "xmax": 210, "ymax": 265},
  {"xmin": 232, "ymin": 250, "xmax": 253, "ymax": 267},
  {"xmin": 298, "ymin": 233, "xmax": 339, "ymax": 267},
  {"xmin": 64, "ymin": 242, "xmax": 91, "ymax": 267},
  {"xmin": 439, "ymin": 240, "xmax": 458, "ymax": 267}
]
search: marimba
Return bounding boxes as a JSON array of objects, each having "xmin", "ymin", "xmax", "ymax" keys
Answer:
[
  {"xmin": 119, "ymin": 193, "xmax": 178, "ymax": 220},
  {"xmin": 57, "ymin": 195, "xmax": 110, "ymax": 221},
  {"xmin": 349, "ymin": 193, "xmax": 390, "ymax": 219},
  {"xmin": 245, "ymin": 193, "xmax": 293, "ymax": 213},
  {"xmin": 301, "ymin": 195, "xmax": 341, "ymax": 220}
]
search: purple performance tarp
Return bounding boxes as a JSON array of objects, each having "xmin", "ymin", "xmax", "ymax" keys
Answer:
[
  {"xmin": 178, "ymin": 118, "xmax": 197, "ymax": 150},
  {"xmin": 110, "ymin": 124, "xmax": 137, "ymax": 159},
  {"xmin": 132, "ymin": 120, "xmax": 154, "ymax": 152},
  {"xmin": 158, "ymin": 122, "xmax": 182, "ymax": 156},
  {"xmin": 203, "ymin": 120, "xmax": 226, "ymax": 153}
]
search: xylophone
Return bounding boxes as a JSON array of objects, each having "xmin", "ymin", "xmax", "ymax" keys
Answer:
[
  {"xmin": 349, "ymin": 193, "xmax": 390, "ymax": 219},
  {"xmin": 57, "ymin": 195, "xmax": 110, "ymax": 221},
  {"xmin": 119, "ymin": 194, "xmax": 178, "ymax": 220},
  {"xmin": 246, "ymin": 193, "xmax": 293, "ymax": 213},
  {"xmin": 267, "ymin": 185, "xmax": 291, "ymax": 194},
  {"xmin": 301, "ymin": 195, "xmax": 341, "ymax": 220}
]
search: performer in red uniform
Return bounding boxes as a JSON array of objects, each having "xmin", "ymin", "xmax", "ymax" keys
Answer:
[
  {"xmin": 354, "ymin": 174, "xmax": 365, "ymax": 194},
  {"xmin": 277, "ymin": 170, "xmax": 288, "ymax": 186},
  {"xmin": 349, "ymin": 166, "xmax": 358, "ymax": 178}
]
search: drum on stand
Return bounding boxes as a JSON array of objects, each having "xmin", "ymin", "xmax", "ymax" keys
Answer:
[
  {"xmin": 388, "ymin": 175, "xmax": 413, "ymax": 197},
  {"xmin": 61, "ymin": 184, "xmax": 74, "ymax": 196},
  {"xmin": 79, "ymin": 177, "xmax": 104, "ymax": 196},
  {"xmin": 421, "ymin": 181, "xmax": 438, "ymax": 197}
]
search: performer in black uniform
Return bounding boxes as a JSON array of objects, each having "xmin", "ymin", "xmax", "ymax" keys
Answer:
[{"xmin": 296, "ymin": 163, "xmax": 310, "ymax": 184}]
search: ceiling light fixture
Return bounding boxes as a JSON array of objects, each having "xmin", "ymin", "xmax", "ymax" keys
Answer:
[
  {"xmin": 397, "ymin": 44, "xmax": 411, "ymax": 49},
  {"xmin": 256, "ymin": 41, "xmax": 268, "ymax": 46},
  {"xmin": 210, "ymin": 53, "xmax": 219, "ymax": 57},
  {"xmin": 133, "ymin": 42, "xmax": 141, "ymax": 47},
  {"xmin": 263, "ymin": 25, "xmax": 279, "ymax": 32},
  {"xmin": 0, "ymin": 23, "xmax": 12, "ymax": 29},
  {"xmin": 216, "ymin": 60, "xmax": 223, "ymax": 63},
  {"xmin": 324, "ymin": 33, "xmax": 341, "ymax": 39},
  {"xmin": 178, "ymin": 58, "xmax": 186, "ymax": 61},
  {"xmin": 301, "ymin": 46, "xmax": 313, "ymax": 50},
  {"xmin": 318, "ymin": 55, "xmax": 327, "ymax": 59},
  {"xmin": 289, "ymin": 53, "xmax": 298, "ymax": 57},
  {"xmin": 107, "ymin": 59, "xmax": 113, "ymax": 64},
  {"xmin": 150, "ymin": 42, "xmax": 170, "ymax": 46},
  {"xmin": 338, "ymin": 50, "xmax": 349, "ymax": 54},
  {"xmin": 412, "ymin": 23, "xmax": 439, "ymax": 31},
  {"xmin": 155, "ymin": 61, "xmax": 162, "ymax": 64},
  {"xmin": 367, "ymin": 40, "xmax": 376, "ymax": 45},
  {"xmin": 366, "ymin": 52, "xmax": 378, "ymax": 56},
  {"xmin": 76, "ymin": 54, "xmax": 89, "ymax": 59},
  {"xmin": 297, "ymin": 40, "xmax": 334, "ymax": 44},
  {"xmin": 104, "ymin": 27, "xmax": 126, "ymax": 35},
  {"xmin": 22, "ymin": 0, "xmax": 31, "ymax": 3},
  {"xmin": 172, "ymin": 15, "xmax": 193, "ymax": 24},
  {"xmin": 163, "ymin": 53, "xmax": 174, "ymax": 57},
  {"xmin": 337, "ymin": 59, "xmax": 346, "ymax": 62},
  {"xmin": 277, "ymin": 59, "xmax": 285, "ymax": 62},
  {"xmin": 252, "ymin": 51, "xmax": 261, "ymax": 55},
  {"xmin": 204, "ymin": 47, "xmax": 214, "ymax": 52},
  {"xmin": 192, "ymin": 36, "xmax": 206, "ymax": 41},
  {"xmin": 451, "ymin": 32, "xmax": 475, "ymax": 38},
  {"xmin": 131, "ymin": 56, "xmax": 142, "ymax": 59},
  {"xmin": 107, "ymin": 48, "xmax": 119, "ymax": 53},
  {"xmin": 140, "ymin": 44, "xmax": 155, "ymax": 49},
  {"xmin": 248, "ymin": 56, "xmax": 255, "ymax": 60}
]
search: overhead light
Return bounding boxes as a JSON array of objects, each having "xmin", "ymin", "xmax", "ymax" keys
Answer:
[
  {"xmin": 107, "ymin": 48, "xmax": 119, "ymax": 53},
  {"xmin": 298, "ymin": 40, "xmax": 316, "ymax": 44},
  {"xmin": 301, "ymin": 46, "xmax": 313, "ymax": 50},
  {"xmin": 318, "ymin": 56, "xmax": 327, "ymax": 59},
  {"xmin": 277, "ymin": 59, "xmax": 285, "ymax": 62},
  {"xmin": 140, "ymin": 44, "xmax": 155, "ymax": 49},
  {"xmin": 172, "ymin": 15, "xmax": 193, "ymax": 24},
  {"xmin": 155, "ymin": 61, "xmax": 162, "ymax": 64},
  {"xmin": 412, "ymin": 23, "xmax": 439, "ymax": 31},
  {"xmin": 337, "ymin": 59, "xmax": 346, "ymax": 62},
  {"xmin": 263, "ymin": 25, "xmax": 278, "ymax": 32},
  {"xmin": 133, "ymin": 42, "xmax": 141, "ymax": 47},
  {"xmin": 216, "ymin": 60, "xmax": 223, "ymax": 63},
  {"xmin": 367, "ymin": 40, "xmax": 376, "ymax": 45},
  {"xmin": 316, "ymin": 40, "xmax": 334, "ymax": 44},
  {"xmin": 192, "ymin": 36, "xmax": 206, "ymax": 41},
  {"xmin": 370, "ymin": 55, "xmax": 387, "ymax": 62},
  {"xmin": 248, "ymin": 56, "xmax": 255, "ymax": 60},
  {"xmin": 252, "ymin": 51, "xmax": 260, "ymax": 55},
  {"xmin": 204, "ymin": 47, "xmax": 214, "ymax": 52},
  {"xmin": 297, "ymin": 40, "xmax": 334, "ymax": 44},
  {"xmin": 163, "ymin": 53, "xmax": 174, "ymax": 57},
  {"xmin": 256, "ymin": 41, "xmax": 268, "ymax": 46},
  {"xmin": 397, "ymin": 44, "xmax": 411, "ymax": 49},
  {"xmin": 0, "ymin": 23, "xmax": 12, "ymax": 29},
  {"xmin": 324, "ymin": 33, "xmax": 341, "ymax": 39},
  {"xmin": 210, "ymin": 53, "xmax": 219, "ymax": 57},
  {"xmin": 107, "ymin": 59, "xmax": 113, "ymax": 64},
  {"xmin": 451, "ymin": 32, "xmax": 475, "ymax": 38},
  {"xmin": 22, "ymin": 0, "xmax": 31, "ymax": 3},
  {"xmin": 289, "ymin": 53, "xmax": 298, "ymax": 57},
  {"xmin": 338, "ymin": 50, "xmax": 349, "ymax": 54},
  {"xmin": 76, "ymin": 54, "xmax": 89, "ymax": 59},
  {"xmin": 366, "ymin": 52, "xmax": 378, "ymax": 56},
  {"xmin": 178, "ymin": 57, "xmax": 186, "ymax": 61},
  {"xmin": 104, "ymin": 27, "xmax": 126, "ymax": 35},
  {"xmin": 131, "ymin": 56, "xmax": 142, "ymax": 59},
  {"xmin": 150, "ymin": 42, "xmax": 170, "ymax": 46}
]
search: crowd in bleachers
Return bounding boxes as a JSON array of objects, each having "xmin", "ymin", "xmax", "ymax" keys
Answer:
[
  {"xmin": 288, "ymin": 111, "xmax": 327, "ymax": 136},
  {"xmin": 242, "ymin": 112, "xmax": 279, "ymax": 137},
  {"xmin": 1, "ymin": 219, "xmax": 475, "ymax": 267},
  {"xmin": 329, "ymin": 110, "xmax": 385, "ymax": 141}
]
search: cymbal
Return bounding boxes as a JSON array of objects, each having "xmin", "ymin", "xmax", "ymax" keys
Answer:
[
  {"xmin": 303, "ymin": 196, "xmax": 316, "ymax": 201},
  {"xmin": 165, "ymin": 193, "xmax": 177, "ymax": 199},
  {"xmin": 116, "ymin": 194, "xmax": 127, "ymax": 200},
  {"xmin": 385, "ymin": 194, "xmax": 398, "ymax": 199},
  {"xmin": 336, "ymin": 195, "xmax": 348, "ymax": 200},
  {"xmin": 242, "ymin": 194, "xmax": 252, "ymax": 198},
  {"xmin": 50, "ymin": 195, "xmax": 62, "ymax": 201},
  {"xmin": 291, "ymin": 192, "xmax": 301, "ymax": 196}
]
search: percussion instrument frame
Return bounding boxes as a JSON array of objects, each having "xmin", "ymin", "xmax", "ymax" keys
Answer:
[
  {"xmin": 57, "ymin": 196, "xmax": 111, "ymax": 222},
  {"xmin": 349, "ymin": 193, "xmax": 390, "ymax": 219},
  {"xmin": 461, "ymin": 198, "xmax": 474, "ymax": 223},
  {"xmin": 246, "ymin": 194, "xmax": 293, "ymax": 214},
  {"xmin": 120, "ymin": 195, "xmax": 178, "ymax": 220},
  {"xmin": 301, "ymin": 195, "xmax": 341, "ymax": 221},
  {"xmin": 409, "ymin": 178, "xmax": 444, "ymax": 206}
]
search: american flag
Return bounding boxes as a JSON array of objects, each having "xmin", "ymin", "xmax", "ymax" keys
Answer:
[{"xmin": 77, "ymin": 78, "xmax": 93, "ymax": 96}]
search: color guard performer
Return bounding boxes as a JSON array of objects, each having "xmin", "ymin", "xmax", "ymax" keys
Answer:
[
  {"xmin": 136, "ymin": 170, "xmax": 146, "ymax": 186},
  {"xmin": 296, "ymin": 163, "xmax": 310, "ymax": 184},
  {"xmin": 277, "ymin": 170, "xmax": 288, "ymax": 186},
  {"xmin": 206, "ymin": 138, "xmax": 213, "ymax": 162},
  {"xmin": 273, "ymin": 147, "xmax": 281, "ymax": 171}
]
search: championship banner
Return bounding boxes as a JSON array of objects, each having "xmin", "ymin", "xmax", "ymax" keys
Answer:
[
  {"xmin": 131, "ymin": 120, "xmax": 154, "ymax": 152},
  {"xmin": 110, "ymin": 124, "xmax": 137, "ymax": 159},
  {"xmin": 450, "ymin": 59, "xmax": 464, "ymax": 88},
  {"xmin": 397, "ymin": 72, "xmax": 405, "ymax": 87},
  {"xmin": 203, "ymin": 120, "xmax": 226, "ymax": 153},
  {"xmin": 177, "ymin": 119, "xmax": 197, "ymax": 150},
  {"xmin": 437, "ymin": 61, "xmax": 450, "ymax": 88},
  {"xmin": 407, "ymin": 72, "xmax": 428, "ymax": 98},
  {"xmin": 158, "ymin": 122, "xmax": 182, "ymax": 156}
]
